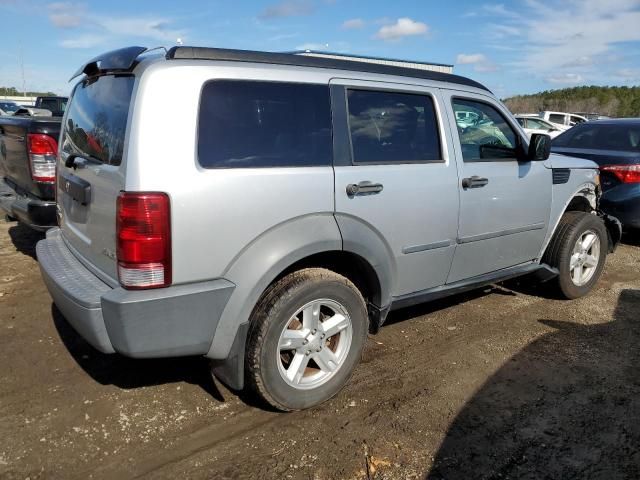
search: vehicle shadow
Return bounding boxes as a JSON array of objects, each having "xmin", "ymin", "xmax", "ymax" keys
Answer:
[
  {"xmin": 384, "ymin": 286, "xmax": 515, "ymax": 327},
  {"xmin": 7, "ymin": 223, "xmax": 44, "ymax": 260},
  {"xmin": 500, "ymin": 274, "xmax": 564, "ymax": 300},
  {"xmin": 426, "ymin": 288, "xmax": 640, "ymax": 479},
  {"xmin": 51, "ymin": 305, "xmax": 226, "ymax": 402},
  {"xmin": 621, "ymin": 229, "xmax": 640, "ymax": 247}
]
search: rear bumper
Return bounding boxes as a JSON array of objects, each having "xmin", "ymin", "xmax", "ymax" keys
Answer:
[
  {"xmin": 37, "ymin": 228, "xmax": 235, "ymax": 357},
  {"xmin": 600, "ymin": 184, "xmax": 640, "ymax": 229},
  {"xmin": 0, "ymin": 180, "xmax": 56, "ymax": 231}
]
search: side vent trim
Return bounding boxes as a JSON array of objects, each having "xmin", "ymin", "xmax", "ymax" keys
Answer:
[{"xmin": 552, "ymin": 168, "xmax": 571, "ymax": 185}]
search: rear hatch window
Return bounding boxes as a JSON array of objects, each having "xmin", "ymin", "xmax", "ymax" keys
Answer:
[
  {"xmin": 59, "ymin": 74, "xmax": 135, "ymax": 282},
  {"xmin": 61, "ymin": 75, "xmax": 134, "ymax": 165}
]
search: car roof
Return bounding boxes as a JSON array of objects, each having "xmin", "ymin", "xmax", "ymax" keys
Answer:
[
  {"xmin": 165, "ymin": 46, "xmax": 490, "ymax": 92},
  {"xmin": 578, "ymin": 118, "xmax": 640, "ymax": 126},
  {"xmin": 71, "ymin": 45, "xmax": 492, "ymax": 95}
]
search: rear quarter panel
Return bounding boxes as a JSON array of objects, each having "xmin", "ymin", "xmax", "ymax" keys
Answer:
[
  {"xmin": 130, "ymin": 62, "xmax": 346, "ymax": 359},
  {"xmin": 129, "ymin": 62, "xmax": 340, "ymax": 285}
]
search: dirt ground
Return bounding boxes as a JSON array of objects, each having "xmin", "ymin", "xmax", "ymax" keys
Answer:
[{"xmin": 0, "ymin": 220, "xmax": 639, "ymax": 480}]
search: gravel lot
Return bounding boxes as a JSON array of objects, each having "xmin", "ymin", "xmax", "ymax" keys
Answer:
[{"xmin": 1, "ymin": 220, "xmax": 639, "ymax": 479}]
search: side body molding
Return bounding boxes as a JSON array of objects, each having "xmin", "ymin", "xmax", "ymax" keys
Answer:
[{"xmin": 206, "ymin": 213, "xmax": 342, "ymax": 360}]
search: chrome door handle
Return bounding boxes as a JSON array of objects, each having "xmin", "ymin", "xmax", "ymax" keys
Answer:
[
  {"xmin": 461, "ymin": 176, "xmax": 489, "ymax": 189},
  {"xmin": 346, "ymin": 181, "xmax": 384, "ymax": 196}
]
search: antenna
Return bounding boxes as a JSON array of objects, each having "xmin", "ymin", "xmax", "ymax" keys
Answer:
[{"xmin": 19, "ymin": 45, "xmax": 26, "ymax": 97}]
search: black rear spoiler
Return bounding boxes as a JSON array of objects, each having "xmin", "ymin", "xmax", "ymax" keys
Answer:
[{"xmin": 69, "ymin": 46, "xmax": 148, "ymax": 81}]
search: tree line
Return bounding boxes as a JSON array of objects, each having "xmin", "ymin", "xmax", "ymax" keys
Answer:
[
  {"xmin": 0, "ymin": 86, "xmax": 56, "ymax": 97},
  {"xmin": 503, "ymin": 86, "xmax": 640, "ymax": 118}
]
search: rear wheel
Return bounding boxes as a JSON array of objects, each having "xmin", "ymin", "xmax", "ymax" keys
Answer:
[
  {"xmin": 543, "ymin": 211, "xmax": 608, "ymax": 299},
  {"xmin": 245, "ymin": 268, "xmax": 368, "ymax": 411}
]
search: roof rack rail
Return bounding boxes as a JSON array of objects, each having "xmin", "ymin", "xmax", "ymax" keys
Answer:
[
  {"xmin": 286, "ymin": 49, "xmax": 454, "ymax": 69},
  {"xmin": 165, "ymin": 46, "xmax": 490, "ymax": 92}
]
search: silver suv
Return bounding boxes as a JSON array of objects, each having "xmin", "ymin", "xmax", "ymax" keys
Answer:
[{"xmin": 37, "ymin": 46, "xmax": 621, "ymax": 411}]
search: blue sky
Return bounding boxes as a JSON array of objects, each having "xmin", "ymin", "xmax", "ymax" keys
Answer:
[{"xmin": 1, "ymin": 0, "xmax": 640, "ymax": 97}]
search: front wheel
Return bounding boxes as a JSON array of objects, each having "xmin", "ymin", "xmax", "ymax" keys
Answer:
[
  {"xmin": 245, "ymin": 268, "xmax": 368, "ymax": 411},
  {"xmin": 543, "ymin": 211, "xmax": 608, "ymax": 299}
]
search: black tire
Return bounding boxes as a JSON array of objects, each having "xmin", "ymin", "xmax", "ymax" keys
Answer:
[
  {"xmin": 245, "ymin": 268, "xmax": 368, "ymax": 411},
  {"xmin": 543, "ymin": 211, "xmax": 608, "ymax": 299}
]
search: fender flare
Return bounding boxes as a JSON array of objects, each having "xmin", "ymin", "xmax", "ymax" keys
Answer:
[
  {"xmin": 539, "ymin": 182, "xmax": 620, "ymax": 255},
  {"xmin": 539, "ymin": 183, "xmax": 597, "ymax": 258},
  {"xmin": 208, "ymin": 213, "xmax": 396, "ymax": 390},
  {"xmin": 207, "ymin": 213, "xmax": 342, "ymax": 360},
  {"xmin": 334, "ymin": 213, "xmax": 396, "ymax": 310}
]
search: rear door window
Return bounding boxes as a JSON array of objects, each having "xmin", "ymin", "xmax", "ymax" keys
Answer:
[
  {"xmin": 62, "ymin": 75, "xmax": 135, "ymax": 166},
  {"xmin": 198, "ymin": 81, "xmax": 332, "ymax": 168},
  {"xmin": 346, "ymin": 89, "xmax": 442, "ymax": 164},
  {"xmin": 39, "ymin": 99, "xmax": 58, "ymax": 112},
  {"xmin": 566, "ymin": 126, "xmax": 596, "ymax": 148},
  {"xmin": 553, "ymin": 124, "xmax": 640, "ymax": 151}
]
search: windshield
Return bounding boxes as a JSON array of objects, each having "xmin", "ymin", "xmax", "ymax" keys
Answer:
[{"xmin": 61, "ymin": 75, "xmax": 134, "ymax": 166}]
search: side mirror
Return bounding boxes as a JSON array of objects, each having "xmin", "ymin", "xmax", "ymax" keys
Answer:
[{"xmin": 527, "ymin": 133, "xmax": 551, "ymax": 161}]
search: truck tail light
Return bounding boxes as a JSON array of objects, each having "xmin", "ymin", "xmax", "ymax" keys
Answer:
[
  {"xmin": 600, "ymin": 165, "xmax": 640, "ymax": 184},
  {"xmin": 116, "ymin": 192, "xmax": 171, "ymax": 289},
  {"xmin": 27, "ymin": 133, "xmax": 57, "ymax": 183}
]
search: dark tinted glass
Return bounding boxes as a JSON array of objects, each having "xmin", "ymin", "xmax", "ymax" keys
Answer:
[
  {"xmin": 452, "ymin": 98, "xmax": 518, "ymax": 161},
  {"xmin": 551, "ymin": 128, "xmax": 574, "ymax": 147},
  {"xmin": 40, "ymin": 99, "xmax": 58, "ymax": 111},
  {"xmin": 347, "ymin": 89, "xmax": 441, "ymax": 164},
  {"xmin": 562, "ymin": 124, "xmax": 640, "ymax": 152},
  {"xmin": 62, "ymin": 75, "xmax": 134, "ymax": 166},
  {"xmin": 198, "ymin": 81, "xmax": 332, "ymax": 168},
  {"xmin": 549, "ymin": 114, "xmax": 565, "ymax": 124}
]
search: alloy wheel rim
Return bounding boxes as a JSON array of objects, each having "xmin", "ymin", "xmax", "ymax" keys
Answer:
[
  {"xmin": 276, "ymin": 299, "xmax": 353, "ymax": 390},
  {"xmin": 569, "ymin": 229, "xmax": 601, "ymax": 286}
]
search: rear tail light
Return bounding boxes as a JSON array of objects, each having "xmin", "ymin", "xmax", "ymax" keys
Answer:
[
  {"xmin": 600, "ymin": 165, "xmax": 640, "ymax": 184},
  {"xmin": 116, "ymin": 192, "xmax": 171, "ymax": 289},
  {"xmin": 27, "ymin": 133, "xmax": 57, "ymax": 183}
]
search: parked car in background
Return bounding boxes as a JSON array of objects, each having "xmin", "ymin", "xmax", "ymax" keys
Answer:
[
  {"xmin": 455, "ymin": 110, "xmax": 481, "ymax": 128},
  {"xmin": 515, "ymin": 115, "xmax": 563, "ymax": 139},
  {"xmin": 0, "ymin": 101, "xmax": 20, "ymax": 116},
  {"xmin": 574, "ymin": 112, "xmax": 611, "ymax": 121},
  {"xmin": 37, "ymin": 46, "xmax": 619, "ymax": 412},
  {"xmin": 540, "ymin": 111, "xmax": 587, "ymax": 130},
  {"xmin": 13, "ymin": 107, "xmax": 53, "ymax": 117},
  {"xmin": 0, "ymin": 108, "xmax": 62, "ymax": 229},
  {"xmin": 34, "ymin": 96, "xmax": 68, "ymax": 117},
  {"xmin": 552, "ymin": 119, "xmax": 640, "ymax": 230}
]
